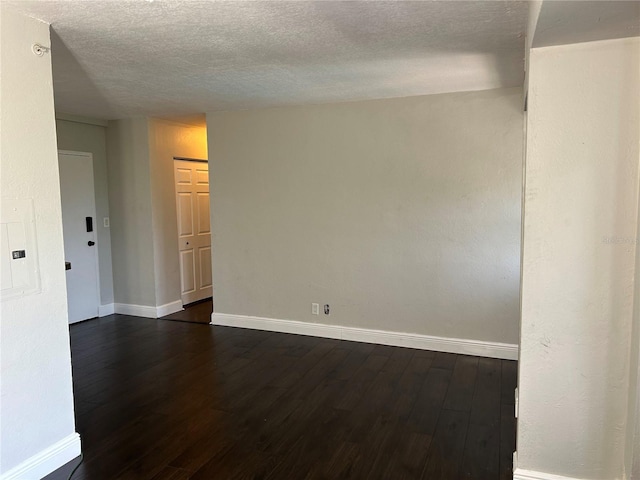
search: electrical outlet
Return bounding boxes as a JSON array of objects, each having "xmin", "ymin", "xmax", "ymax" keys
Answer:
[
  {"xmin": 311, "ymin": 303, "xmax": 319, "ymax": 315},
  {"xmin": 324, "ymin": 304, "xmax": 330, "ymax": 315}
]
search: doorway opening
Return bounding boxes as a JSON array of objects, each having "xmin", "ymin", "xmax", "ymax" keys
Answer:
[{"xmin": 173, "ymin": 157, "xmax": 212, "ymax": 308}]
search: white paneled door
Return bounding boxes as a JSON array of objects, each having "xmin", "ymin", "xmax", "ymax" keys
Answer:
[
  {"xmin": 59, "ymin": 151, "xmax": 100, "ymax": 323},
  {"xmin": 174, "ymin": 159, "xmax": 212, "ymax": 305}
]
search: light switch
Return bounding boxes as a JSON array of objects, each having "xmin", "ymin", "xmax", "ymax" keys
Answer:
[{"xmin": 6, "ymin": 222, "xmax": 28, "ymax": 289}]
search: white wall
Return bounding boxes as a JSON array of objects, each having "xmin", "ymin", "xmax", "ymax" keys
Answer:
[
  {"xmin": 0, "ymin": 5, "xmax": 79, "ymax": 477},
  {"xmin": 106, "ymin": 118, "xmax": 157, "ymax": 307},
  {"xmin": 518, "ymin": 37, "xmax": 640, "ymax": 480},
  {"xmin": 56, "ymin": 118, "xmax": 114, "ymax": 306},
  {"xmin": 147, "ymin": 118, "xmax": 207, "ymax": 306},
  {"xmin": 207, "ymin": 87, "xmax": 523, "ymax": 345}
]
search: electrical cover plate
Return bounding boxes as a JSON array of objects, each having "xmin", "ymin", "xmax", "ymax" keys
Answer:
[{"xmin": 1, "ymin": 198, "xmax": 41, "ymax": 300}]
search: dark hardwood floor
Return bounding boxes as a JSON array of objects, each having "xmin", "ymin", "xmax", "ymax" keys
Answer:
[{"xmin": 46, "ymin": 307, "xmax": 517, "ymax": 480}]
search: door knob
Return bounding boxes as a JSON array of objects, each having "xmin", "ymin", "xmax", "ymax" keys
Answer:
[{"xmin": 88, "ymin": 241, "xmax": 95, "ymax": 246}]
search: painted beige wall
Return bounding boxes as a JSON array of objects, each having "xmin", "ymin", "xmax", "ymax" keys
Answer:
[
  {"xmin": 0, "ymin": 5, "xmax": 78, "ymax": 475},
  {"xmin": 106, "ymin": 118, "xmax": 156, "ymax": 306},
  {"xmin": 148, "ymin": 118, "xmax": 208, "ymax": 306},
  {"xmin": 56, "ymin": 118, "xmax": 114, "ymax": 305},
  {"xmin": 207, "ymin": 87, "xmax": 523, "ymax": 344},
  {"xmin": 518, "ymin": 37, "xmax": 640, "ymax": 479},
  {"xmin": 629, "ymin": 189, "xmax": 640, "ymax": 480},
  {"xmin": 631, "ymin": 275, "xmax": 640, "ymax": 479}
]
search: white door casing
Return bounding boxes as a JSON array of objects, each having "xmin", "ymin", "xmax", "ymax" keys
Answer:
[
  {"xmin": 58, "ymin": 151, "xmax": 100, "ymax": 323},
  {"xmin": 174, "ymin": 159, "xmax": 212, "ymax": 305}
]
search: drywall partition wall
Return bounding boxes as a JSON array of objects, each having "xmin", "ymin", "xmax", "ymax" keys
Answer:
[
  {"xmin": 0, "ymin": 5, "xmax": 80, "ymax": 478},
  {"xmin": 207, "ymin": 87, "xmax": 523, "ymax": 348},
  {"xmin": 631, "ymin": 342, "xmax": 640, "ymax": 479},
  {"xmin": 517, "ymin": 37, "xmax": 640, "ymax": 480},
  {"xmin": 56, "ymin": 118, "xmax": 115, "ymax": 307},
  {"xmin": 628, "ymin": 188, "xmax": 640, "ymax": 480},
  {"xmin": 147, "ymin": 118, "xmax": 208, "ymax": 307},
  {"xmin": 106, "ymin": 117, "xmax": 207, "ymax": 315},
  {"xmin": 106, "ymin": 118, "xmax": 157, "ymax": 307}
]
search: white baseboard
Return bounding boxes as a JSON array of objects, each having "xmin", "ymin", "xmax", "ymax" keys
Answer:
[
  {"xmin": 98, "ymin": 303, "xmax": 114, "ymax": 317},
  {"xmin": 156, "ymin": 300, "xmax": 184, "ymax": 317},
  {"xmin": 514, "ymin": 469, "xmax": 584, "ymax": 480},
  {"xmin": 210, "ymin": 313, "xmax": 518, "ymax": 360},
  {"xmin": 0, "ymin": 432, "xmax": 81, "ymax": 480},
  {"xmin": 114, "ymin": 301, "xmax": 184, "ymax": 319},
  {"xmin": 114, "ymin": 303, "xmax": 157, "ymax": 318}
]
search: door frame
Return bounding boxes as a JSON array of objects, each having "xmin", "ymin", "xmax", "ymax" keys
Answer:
[{"xmin": 58, "ymin": 150, "xmax": 102, "ymax": 321}]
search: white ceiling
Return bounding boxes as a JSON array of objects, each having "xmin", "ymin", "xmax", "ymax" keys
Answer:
[
  {"xmin": 532, "ymin": 1, "xmax": 640, "ymax": 48},
  {"xmin": 8, "ymin": 1, "xmax": 529, "ymax": 120}
]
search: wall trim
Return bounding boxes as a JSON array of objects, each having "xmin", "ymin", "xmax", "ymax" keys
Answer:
[
  {"xmin": 98, "ymin": 303, "xmax": 115, "ymax": 317},
  {"xmin": 114, "ymin": 303, "xmax": 157, "ymax": 318},
  {"xmin": 156, "ymin": 300, "xmax": 184, "ymax": 317},
  {"xmin": 114, "ymin": 301, "xmax": 184, "ymax": 318},
  {"xmin": 210, "ymin": 313, "xmax": 518, "ymax": 360},
  {"xmin": 513, "ymin": 469, "xmax": 584, "ymax": 480},
  {"xmin": 0, "ymin": 432, "xmax": 81, "ymax": 480}
]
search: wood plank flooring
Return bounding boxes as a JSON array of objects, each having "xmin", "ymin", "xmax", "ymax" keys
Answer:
[{"xmin": 46, "ymin": 308, "xmax": 517, "ymax": 480}]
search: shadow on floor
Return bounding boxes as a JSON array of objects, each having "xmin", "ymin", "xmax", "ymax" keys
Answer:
[{"xmin": 160, "ymin": 298, "xmax": 212, "ymax": 325}]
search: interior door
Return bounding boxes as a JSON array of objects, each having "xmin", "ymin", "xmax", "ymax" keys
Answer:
[
  {"xmin": 58, "ymin": 151, "xmax": 100, "ymax": 323},
  {"xmin": 174, "ymin": 159, "xmax": 212, "ymax": 305}
]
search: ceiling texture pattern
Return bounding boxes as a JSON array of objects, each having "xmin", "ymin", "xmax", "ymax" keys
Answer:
[{"xmin": 8, "ymin": 1, "xmax": 529, "ymax": 119}]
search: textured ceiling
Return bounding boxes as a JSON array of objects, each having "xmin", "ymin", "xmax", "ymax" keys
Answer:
[
  {"xmin": 532, "ymin": 1, "xmax": 640, "ymax": 48},
  {"xmin": 8, "ymin": 1, "xmax": 528, "ymax": 119}
]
